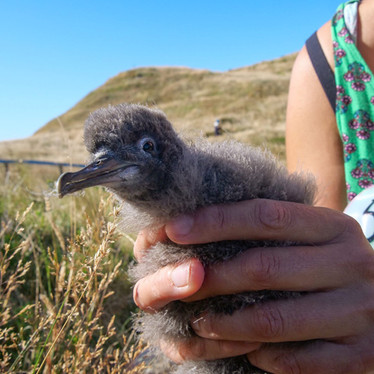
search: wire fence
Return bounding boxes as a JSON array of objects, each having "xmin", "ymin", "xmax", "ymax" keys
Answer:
[{"xmin": 0, "ymin": 159, "xmax": 85, "ymax": 175}]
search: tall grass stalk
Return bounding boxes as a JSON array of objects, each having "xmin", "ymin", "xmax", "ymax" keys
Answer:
[{"xmin": 0, "ymin": 167, "xmax": 147, "ymax": 373}]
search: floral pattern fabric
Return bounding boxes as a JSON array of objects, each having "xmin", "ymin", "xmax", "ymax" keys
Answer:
[{"xmin": 332, "ymin": 0, "xmax": 374, "ymax": 201}]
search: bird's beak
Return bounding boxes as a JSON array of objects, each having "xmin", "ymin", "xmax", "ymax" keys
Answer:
[{"xmin": 57, "ymin": 156, "xmax": 134, "ymax": 198}]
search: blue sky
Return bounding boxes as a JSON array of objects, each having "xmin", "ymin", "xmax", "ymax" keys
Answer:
[{"xmin": 1, "ymin": 1, "xmax": 341, "ymax": 142}]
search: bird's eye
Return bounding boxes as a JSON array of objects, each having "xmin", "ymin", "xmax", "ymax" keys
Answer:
[{"xmin": 142, "ymin": 141, "xmax": 154, "ymax": 152}]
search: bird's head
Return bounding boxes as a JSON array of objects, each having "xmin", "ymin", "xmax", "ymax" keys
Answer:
[{"xmin": 57, "ymin": 104, "xmax": 184, "ymax": 201}]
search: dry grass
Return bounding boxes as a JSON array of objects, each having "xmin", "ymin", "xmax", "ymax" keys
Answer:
[{"xmin": 0, "ymin": 167, "xmax": 149, "ymax": 373}]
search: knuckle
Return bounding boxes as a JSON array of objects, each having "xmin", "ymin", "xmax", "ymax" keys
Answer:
[
  {"xmin": 329, "ymin": 212, "xmax": 368, "ymax": 247},
  {"xmin": 189, "ymin": 339, "xmax": 208, "ymax": 360},
  {"xmin": 160, "ymin": 340, "xmax": 185, "ymax": 364},
  {"xmin": 205, "ymin": 204, "xmax": 227, "ymax": 232},
  {"xmin": 333, "ymin": 214, "xmax": 374, "ymax": 277},
  {"xmin": 341, "ymin": 213, "xmax": 364, "ymax": 238},
  {"xmin": 246, "ymin": 250, "xmax": 281, "ymax": 288},
  {"xmin": 176, "ymin": 338, "xmax": 206, "ymax": 361},
  {"xmin": 216, "ymin": 340, "xmax": 235, "ymax": 356},
  {"xmin": 256, "ymin": 200, "xmax": 292, "ymax": 233},
  {"xmin": 251, "ymin": 304, "xmax": 286, "ymax": 341},
  {"xmin": 273, "ymin": 351, "xmax": 302, "ymax": 374}
]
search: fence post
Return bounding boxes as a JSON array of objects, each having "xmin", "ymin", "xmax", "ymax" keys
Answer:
[{"xmin": 4, "ymin": 162, "xmax": 9, "ymax": 184}]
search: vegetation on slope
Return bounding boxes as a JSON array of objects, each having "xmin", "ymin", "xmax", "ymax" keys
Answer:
[{"xmin": 0, "ymin": 54, "xmax": 296, "ymax": 163}]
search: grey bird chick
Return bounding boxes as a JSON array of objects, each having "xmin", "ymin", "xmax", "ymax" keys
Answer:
[{"xmin": 58, "ymin": 103, "xmax": 316, "ymax": 374}]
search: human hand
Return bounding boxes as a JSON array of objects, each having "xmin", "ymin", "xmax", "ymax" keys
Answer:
[{"xmin": 133, "ymin": 199, "xmax": 374, "ymax": 373}]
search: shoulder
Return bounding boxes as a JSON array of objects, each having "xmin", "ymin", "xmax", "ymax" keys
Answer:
[
  {"xmin": 291, "ymin": 21, "xmax": 333, "ymax": 79},
  {"xmin": 317, "ymin": 21, "xmax": 335, "ymax": 72},
  {"xmin": 287, "ymin": 21, "xmax": 335, "ymax": 124},
  {"xmin": 286, "ymin": 22, "xmax": 346, "ymax": 210}
]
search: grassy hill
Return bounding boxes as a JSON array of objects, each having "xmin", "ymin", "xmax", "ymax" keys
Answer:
[{"xmin": 0, "ymin": 53, "xmax": 296, "ymax": 164}]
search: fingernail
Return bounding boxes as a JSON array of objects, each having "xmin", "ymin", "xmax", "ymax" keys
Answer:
[
  {"xmin": 170, "ymin": 262, "xmax": 191, "ymax": 288},
  {"xmin": 169, "ymin": 215, "xmax": 194, "ymax": 237}
]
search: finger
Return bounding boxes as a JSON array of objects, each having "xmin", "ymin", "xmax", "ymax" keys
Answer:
[
  {"xmin": 133, "ymin": 258, "xmax": 204, "ymax": 311},
  {"xmin": 160, "ymin": 337, "xmax": 260, "ymax": 364},
  {"xmin": 247, "ymin": 339, "xmax": 371, "ymax": 374},
  {"xmin": 134, "ymin": 226, "xmax": 167, "ymax": 260},
  {"xmin": 165, "ymin": 199, "xmax": 361, "ymax": 245},
  {"xmin": 191, "ymin": 288, "xmax": 371, "ymax": 342},
  {"xmin": 185, "ymin": 240, "xmax": 368, "ymax": 302}
]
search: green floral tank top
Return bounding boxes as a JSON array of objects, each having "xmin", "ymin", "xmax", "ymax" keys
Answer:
[{"xmin": 332, "ymin": 0, "xmax": 374, "ymax": 202}]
